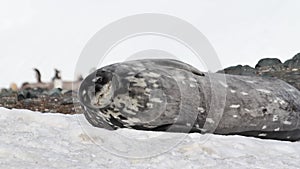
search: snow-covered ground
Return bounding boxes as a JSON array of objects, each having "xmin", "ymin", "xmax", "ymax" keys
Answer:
[{"xmin": 0, "ymin": 107, "xmax": 299, "ymax": 169}]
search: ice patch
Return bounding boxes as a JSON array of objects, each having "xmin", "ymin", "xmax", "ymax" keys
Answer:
[
  {"xmin": 218, "ymin": 81, "xmax": 228, "ymax": 88},
  {"xmin": 1, "ymin": 108, "xmax": 300, "ymax": 169},
  {"xmin": 230, "ymin": 104, "xmax": 240, "ymax": 108},
  {"xmin": 240, "ymin": 92, "xmax": 249, "ymax": 95},
  {"xmin": 256, "ymin": 89, "xmax": 271, "ymax": 94}
]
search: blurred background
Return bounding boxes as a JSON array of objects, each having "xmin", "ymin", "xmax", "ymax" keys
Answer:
[{"xmin": 1, "ymin": 0, "xmax": 300, "ymax": 88}]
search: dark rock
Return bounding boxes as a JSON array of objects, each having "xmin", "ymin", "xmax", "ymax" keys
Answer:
[
  {"xmin": 17, "ymin": 90, "xmax": 38, "ymax": 101},
  {"xmin": 255, "ymin": 58, "xmax": 283, "ymax": 72},
  {"xmin": 17, "ymin": 92, "xmax": 26, "ymax": 101},
  {"xmin": 255, "ymin": 58, "xmax": 282, "ymax": 68},
  {"xmin": 218, "ymin": 65, "xmax": 257, "ymax": 76},
  {"xmin": 26, "ymin": 91, "xmax": 38, "ymax": 99},
  {"xmin": 48, "ymin": 88, "xmax": 62, "ymax": 97},
  {"xmin": 283, "ymin": 53, "xmax": 300, "ymax": 69},
  {"xmin": 293, "ymin": 53, "xmax": 300, "ymax": 60},
  {"xmin": 62, "ymin": 90, "xmax": 77, "ymax": 97},
  {"xmin": 219, "ymin": 54, "xmax": 300, "ymax": 91},
  {"xmin": 23, "ymin": 99, "xmax": 33, "ymax": 106},
  {"xmin": 0, "ymin": 88, "xmax": 9, "ymax": 93},
  {"xmin": 61, "ymin": 98, "xmax": 74, "ymax": 105},
  {"xmin": 0, "ymin": 89, "xmax": 15, "ymax": 97},
  {"xmin": 0, "ymin": 87, "xmax": 81, "ymax": 114}
]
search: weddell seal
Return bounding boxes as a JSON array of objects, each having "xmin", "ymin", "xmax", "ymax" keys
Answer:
[{"xmin": 78, "ymin": 59, "xmax": 300, "ymax": 141}]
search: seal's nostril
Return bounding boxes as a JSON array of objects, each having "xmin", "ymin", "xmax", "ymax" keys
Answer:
[{"xmin": 95, "ymin": 84, "xmax": 102, "ymax": 92}]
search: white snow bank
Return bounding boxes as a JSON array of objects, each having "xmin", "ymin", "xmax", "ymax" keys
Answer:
[{"xmin": 0, "ymin": 107, "xmax": 299, "ymax": 169}]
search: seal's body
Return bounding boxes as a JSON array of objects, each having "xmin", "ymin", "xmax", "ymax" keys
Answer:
[{"xmin": 78, "ymin": 59, "xmax": 300, "ymax": 141}]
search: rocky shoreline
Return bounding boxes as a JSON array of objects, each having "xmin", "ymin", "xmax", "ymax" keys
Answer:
[
  {"xmin": 0, "ymin": 88, "xmax": 83, "ymax": 114},
  {"xmin": 218, "ymin": 53, "xmax": 300, "ymax": 90},
  {"xmin": 0, "ymin": 53, "xmax": 299, "ymax": 114}
]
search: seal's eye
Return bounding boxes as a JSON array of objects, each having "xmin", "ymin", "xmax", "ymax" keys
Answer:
[
  {"xmin": 92, "ymin": 76, "xmax": 102, "ymax": 83},
  {"xmin": 96, "ymin": 77, "xmax": 103, "ymax": 83}
]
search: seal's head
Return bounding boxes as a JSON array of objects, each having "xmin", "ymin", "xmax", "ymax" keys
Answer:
[
  {"xmin": 78, "ymin": 59, "xmax": 199, "ymax": 131},
  {"xmin": 79, "ymin": 69, "xmax": 115, "ymax": 109}
]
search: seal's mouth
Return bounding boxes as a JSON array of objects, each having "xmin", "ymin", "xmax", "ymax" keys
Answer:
[{"xmin": 78, "ymin": 69, "xmax": 114, "ymax": 109}]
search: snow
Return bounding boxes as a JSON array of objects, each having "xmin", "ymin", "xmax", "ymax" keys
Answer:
[{"xmin": 0, "ymin": 107, "xmax": 300, "ymax": 169}]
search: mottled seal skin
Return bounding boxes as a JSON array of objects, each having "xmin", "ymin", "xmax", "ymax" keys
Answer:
[{"xmin": 78, "ymin": 59, "xmax": 300, "ymax": 141}]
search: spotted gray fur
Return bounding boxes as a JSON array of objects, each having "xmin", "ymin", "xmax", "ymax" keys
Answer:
[{"xmin": 78, "ymin": 59, "xmax": 300, "ymax": 141}]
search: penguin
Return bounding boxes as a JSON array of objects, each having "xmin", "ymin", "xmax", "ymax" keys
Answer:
[
  {"xmin": 50, "ymin": 69, "xmax": 83, "ymax": 90},
  {"xmin": 52, "ymin": 69, "xmax": 63, "ymax": 89},
  {"xmin": 21, "ymin": 68, "xmax": 52, "ymax": 90},
  {"xmin": 33, "ymin": 68, "xmax": 42, "ymax": 83}
]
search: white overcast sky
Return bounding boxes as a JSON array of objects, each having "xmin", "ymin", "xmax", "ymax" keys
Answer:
[{"xmin": 0, "ymin": 0, "xmax": 300, "ymax": 87}]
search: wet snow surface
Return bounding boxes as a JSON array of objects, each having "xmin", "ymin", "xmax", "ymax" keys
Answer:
[{"xmin": 0, "ymin": 107, "xmax": 300, "ymax": 169}]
